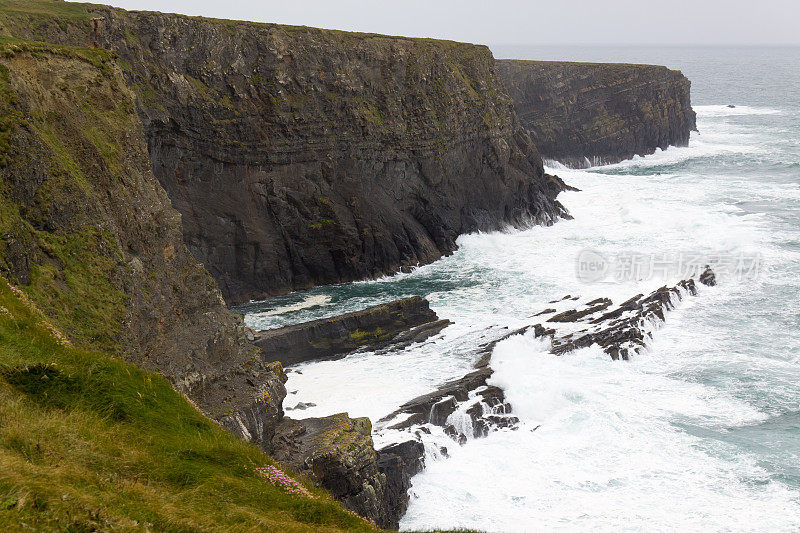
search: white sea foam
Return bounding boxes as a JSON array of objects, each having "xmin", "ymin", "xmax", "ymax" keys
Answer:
[
  {"xmin": 402, "ymin": 304, "xmax": 800, "ymax": 531},
  {"xmin": 256, "ymin": 103, "xmax": 800, "ymax": 531},
  {"xmin": 584, "ymin": 131, "xmax": 760, "ymax": 171},
  {"xmin": 401, "ymin": 320, "xmax": 799, "ymax": 531},
  {"xmin": 695, "ymin": 104, "xmax": 782, "ymax": 117},
  {"xmin": 246, "ymin": 295, "xmax": 333, "ymax": 329}
]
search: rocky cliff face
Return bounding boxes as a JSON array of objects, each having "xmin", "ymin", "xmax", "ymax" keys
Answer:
[
  {"xmin": 5, "ymin": 4, "xmax": 569, "ymax": 305},
  {"xmin": 0, "ymin": 42, "xmax": 285, "ymax": 444},
  {"xmin": 497, "ymin": 59, "xmax": 696, "ymax": 167}
]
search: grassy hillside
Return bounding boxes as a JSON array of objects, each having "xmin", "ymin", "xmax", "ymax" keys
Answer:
[{"xmin": 0, "ymin": 276, "xmax": 375, "ymax": 532}]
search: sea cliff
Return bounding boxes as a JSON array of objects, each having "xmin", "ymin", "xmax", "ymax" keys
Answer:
[
  {"xmin": 0, "ymin": 38, "xmax": 285, "ymax": 436},
  {"xmin": 497, "ymin": 59, "xmax": 696, "ymax": 167},
  {"xmin": 3, "ymin": 4, "xmax": 570, "ymax": 305},
  {"xmin": 0, "ymin": 37, "xmax": 375, "ymax": 531}
]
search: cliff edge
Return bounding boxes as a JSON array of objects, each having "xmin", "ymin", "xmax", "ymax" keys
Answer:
[{"xmin": 497, "ymin": 59, "xmax": 696, "ymax": 167}]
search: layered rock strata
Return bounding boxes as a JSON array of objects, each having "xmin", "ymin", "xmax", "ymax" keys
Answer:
[
  {"xmin": 528, "ymin": 269, "xmax": 715, "ymax": 360},
  {"xmin": 268, "ymin": 412, "xmax": 426, "ymax": 529},
  {"xmin": 0, "ymin": 46, "xmax": 285, "ymax": 445}
]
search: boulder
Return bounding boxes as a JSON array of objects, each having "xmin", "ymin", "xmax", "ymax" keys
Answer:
[{"xmin": 699, "ymin": 265, "xmax": 717, "ymax": 286}]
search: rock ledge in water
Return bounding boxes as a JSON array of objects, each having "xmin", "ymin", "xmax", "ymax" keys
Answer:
[{"xmin": 253, "ymin": 296, "xmax": 449, "ymax": 366}]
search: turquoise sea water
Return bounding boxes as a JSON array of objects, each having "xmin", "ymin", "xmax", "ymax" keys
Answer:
[{"xmin": 239, "ymin": 47, "xmax": 800, "ymax": 531}]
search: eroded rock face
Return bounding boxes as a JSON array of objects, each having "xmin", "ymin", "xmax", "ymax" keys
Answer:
[
  {"xmin": 497, "ymin": 59, "xmax": 697, "ymax": 167},
  {"xmin": 381, "ymin": 366, "xmax": 517, "ymax": 435},
  {"xmin": 253, "ymin": 296, "xmax": 448, "ymax": 366},
  {"xmin": 0, "ymin": 50, "xmax": 285, "ymax": 444},
  {"xmin": 376, "ymin": 439, "xmax": 425, "ymax": 524},
  {"xmin": 12, "ymin": 6, "xmax": 570, "ymax": 304}
]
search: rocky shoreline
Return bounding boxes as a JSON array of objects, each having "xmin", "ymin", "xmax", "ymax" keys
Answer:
[{"xmin": 243, "ymin": 268, "xmax": 716, "ymax": 527}]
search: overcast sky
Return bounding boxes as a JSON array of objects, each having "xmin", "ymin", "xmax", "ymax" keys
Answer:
[{"xmin": 98, "ymin": 0, "xmax": 799, "ymax": 46}]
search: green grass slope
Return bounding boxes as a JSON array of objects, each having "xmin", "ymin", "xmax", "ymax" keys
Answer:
[{"xmin": 0, "ymin": 276, "xmax": 375, "ymax": 532}]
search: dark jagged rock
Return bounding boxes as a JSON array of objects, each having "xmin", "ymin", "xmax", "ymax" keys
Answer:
[
  {"xmin": 378, "ymin": 440, "xmax": 425, "ymax": 479},
  {"xmin": 375, "ymin": 318, "xmax": 453, "ymax": 353},
  {"xmin": 547, "ymin": 297, "xmax": 612, "ymax": 322},
  {"xmin": 380, "ymin": 359, "xmax": 519, "ymax": 442},
  {"xmin": 382, "ymin": 367, "xmax": 492, "ymax": 430},
  {"xmin": 530, "ymin": 277, "xmax": 706, "ymax": 360},
  {"xmin": 252, "ymin": 296, "xmax": 448, "ymax": 366},
  {"xmin": 286, "ymin": 402, "xmax": 316, "ymax": 411},
  {"xmin": 7, "ymin": 4, "xmax": 571, "ymax": 305},
  {"xmin": 376, "ymin": 440, "xmax": 425, "ymax": 525},
  {"xmin": 497, "ymin": 59, "xmax": 697, "ymax": 167},
  {"xmin": 270, "ymin": 413, "xmax": 411, "ymax": 529},
  {"xmin": 699, "ymin": 265, "xmax": 717, "ymax": 286}
]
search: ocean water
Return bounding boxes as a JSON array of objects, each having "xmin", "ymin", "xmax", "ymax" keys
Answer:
[{"xmin": 240, "ymin": 47, "xmax": 800, "ymax": 531}]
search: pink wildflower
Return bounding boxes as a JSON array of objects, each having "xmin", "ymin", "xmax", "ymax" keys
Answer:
[{"xmin": 256, "ymin": 465, "xmax": 314, "ymax": 499}]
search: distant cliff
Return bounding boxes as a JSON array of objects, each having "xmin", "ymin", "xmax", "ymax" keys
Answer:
[
  {"xmin": 497, "ymin": 59, "xmax": 696, "ymax": 167},
  {"xmin": 4, "ymin": 5, "xmax": 570, "ymax": 305}
]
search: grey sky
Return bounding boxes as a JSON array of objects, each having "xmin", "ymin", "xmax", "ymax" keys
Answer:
[{"xmin": 98, "ymin": 0, "xmax": 799, "ymax": 46}]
